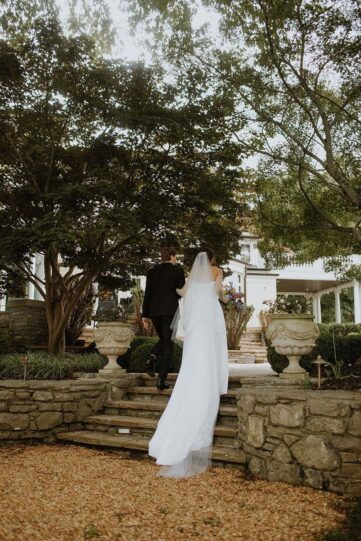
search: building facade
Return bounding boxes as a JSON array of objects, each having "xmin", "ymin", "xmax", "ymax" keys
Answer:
[{"xmin": 2, "ymin": 234, "xmax": 361, "ymax": 332}]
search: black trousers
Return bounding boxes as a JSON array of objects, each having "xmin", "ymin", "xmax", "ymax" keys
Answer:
[{"xmin": 150, "ymin": 315, "xmax": 174, "ymax": 380}]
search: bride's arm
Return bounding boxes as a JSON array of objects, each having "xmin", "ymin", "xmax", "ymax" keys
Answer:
[{"xmin": 215, "ymin": 270, "xmax": 228, "ymax": 302}]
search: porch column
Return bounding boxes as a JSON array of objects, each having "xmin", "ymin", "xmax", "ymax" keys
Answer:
[
  {"xmin": 335, "ymin": 288, "xmax": 341, "ymax": 324},
  {"xmin": 313, "ymin": 293, "xmax": 322, "ymax": 323},
  {"xmin": 27, "ymin": 256, "xmax": 37, "ymax": 300},
  {"xmin": 353, "ymin": 280, "xmax": 361, "ymax": 323}
]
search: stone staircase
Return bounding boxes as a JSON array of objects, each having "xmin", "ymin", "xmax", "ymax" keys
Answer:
[
  {"xmin": 57, "ymin": 374, "xmax": 246, "ymax": 468},
  {"xmin": 229, "ymin": 329, "xmax": 268, "ymax": 364}
]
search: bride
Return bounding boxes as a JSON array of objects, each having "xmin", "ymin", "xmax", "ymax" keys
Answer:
[{"xmin": 148, "ymin": 248, "xmax": 228, "ymax": 478}]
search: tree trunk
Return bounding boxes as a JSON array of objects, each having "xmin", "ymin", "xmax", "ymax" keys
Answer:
[{"xmin": 44, "ymin": 249, "xmax": 94, "ymax": 354}]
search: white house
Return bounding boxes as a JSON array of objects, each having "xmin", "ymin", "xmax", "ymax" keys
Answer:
[{"xmin": 225, "ymin": 233, "xmax": 361, "ymax": 328}]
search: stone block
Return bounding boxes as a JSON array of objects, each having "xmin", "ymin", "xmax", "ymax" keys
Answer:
[
  {"xmin": 348, "ymin": 412, "xmax": 361, "ymax": 437},
  {"xmin": 0, "ymin": 390, "xmax": 14, "ymax": 400},
  {"xmin": 64, "ymin": 413, "xmax": 76, "ymax": 423},
  {"xmin": 238, "ymin": 394, "xmax": 257, "ymax": 414},
  {"xmin": 328, "ymin": 476, "xmax": 361, "ymax": 496},
  {"xmin": 270, "ymin": 403, "xmax": 305, "ymax": 427},
  {"xmin": 272, "ymin": 443, "xmax": 293, "ymax": 463},
  {"xmin": 35, "ymin": 411, "xmax": 63, "ymax": 430},
  {"xmin": 248, "ymin": 456, "xmax": 266, "ymax": 477},
  {"xmin": 0, "ymin": 431, "xmax": 11, "ymax": 439},
  {"xmin": 15, "ymin": 391, "xmax": 31, "ymax": 400},
  {"xmin": 303, "ymin": 469, "xmax": 324, "ymax": 490},
  {"xmin": 308, "ymin": 399, "xmax": 351, "ymax": 417},
  {"xmin": 0, "ymin": 402, "xmax": 7, "ymax": 412},
  {"xmin": 291, "ymin": 435, "xmax": 339, "ymax": 470},
  {"xmin": 32, "ymin": 391, "xmax": 53, "ymax": 401},
  {"xmin": 283, "ymin": 434, "xmax": 300, "ymax": 446},
  {"xmin": 340, "ymin": 452, "xmax": 358, "ymax": 463},
  {"xmin": 267, "ymin": 461, "xmax": 301, "ymax": 484},
  {"xmin": 38, "ymin": 403, "xmax": 62, "ymax": 412},
  {"xmin": 341, "ymin": 463, "xmax": 361, "ymax": 478},
  {"xmin": 245, "ymin": 415, "xmax": 265, "ymax": 448},
  {"xmin": 53, "ymin": 392, "xmax": 82, "ymax": 401},
  {"xmin": 9, "ymin": 404, "xmax": 38, "ymax": 413},
  {"xmin": 306, "ymin": 416, "xmax": 347, "ymax": 434},
  {"xmin": 0, "ymin": 413, "xmax": 29, "ymax": 430},
  {"xmin": 62, "ymin": 402, "xmax": 78, "ymax": 412},
  {"xmin": 77, "ymin": 399, "xmax": 93, "ymax": 421},
  {"xmin": 86, "ymin": 396, "xmax": 106, "ymax": 412},
  {"xmin": 254, "ymin": 405, "xmax": 269, "ymax": 416},
  {"xmin": 332, "ymin": 435, "xmax": 361, "ymax": 453}
]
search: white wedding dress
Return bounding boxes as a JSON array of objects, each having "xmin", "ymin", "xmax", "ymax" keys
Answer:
[{"xmin": 148, "ymin": 252, "xmax": 228, "ymax": 478}]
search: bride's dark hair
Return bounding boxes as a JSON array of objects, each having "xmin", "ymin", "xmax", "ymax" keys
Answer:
[{"xmin": 197, "ymin": 247, "xmax": 215, "ymax": 264}]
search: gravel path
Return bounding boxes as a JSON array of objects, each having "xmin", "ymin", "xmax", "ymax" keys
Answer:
[{"xmin": 0, "ymin": 443, "xmax": 350, "ymax": 541}]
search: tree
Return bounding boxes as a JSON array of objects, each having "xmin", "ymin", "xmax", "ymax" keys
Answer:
[
  {"xmin": 127, "ymin": 0, "xmax": 361, "ymax": 275},
  {"xmin": 0, "ymin": 16, "xmax": 244, "ymax": 353}
]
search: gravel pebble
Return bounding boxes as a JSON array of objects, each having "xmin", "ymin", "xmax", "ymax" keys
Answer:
[{"xmin": 0, "ymin": 443, "xmax": 350, "ymax": 541}]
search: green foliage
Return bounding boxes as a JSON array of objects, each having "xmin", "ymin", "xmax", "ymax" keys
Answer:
[
  {"xmin": 265, "ymin": 295, "xmax": 312, "ymax": 314},
  {"xmin": 0, "ymin": 352, "xmax": 107, "ymax": 380},
  {"xmin": 127, "ymin": 0, "xmax": 361, "ymax": 275},
  {"xmin": 268, "ymin": 327, "xmax": 361, "ymax": 373},
  {"xmin": 0, "ymin": 13, "xmax": 244, "ymax": 353},
  {"xmin": 125, "ymin": 336, "xmax": 183, "ymax": 373},
  {"xmin": 318, "ymin": 323, "xmax": 361, "ymax": 336}
]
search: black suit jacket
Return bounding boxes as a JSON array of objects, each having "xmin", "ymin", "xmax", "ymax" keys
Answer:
[{"xmin": 142, "ymin": 263, "xmax": 185, "ymax": 318}]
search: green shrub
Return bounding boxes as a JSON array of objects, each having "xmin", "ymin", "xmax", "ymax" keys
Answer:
[
  {"xmin": 267, "ymin": 329, "xmax": 361, "ymax": 373},
  {"xmin": 127, "ymin": 337, "xmax": 183, "ymax": 373},
  {"xmin": 318, "ymin": 323, "xmax": 361, "ymax": 336},
  {"xmin": 267, "ymin": 347, "xmax": 313, "ymax": 374},
  {"xmin": 117, "ymin": 335, "xmax": 152, "ymax": 368},
  {"xmin": 0, "ymin": 352, "xmax": 107, "ymax": 380}
]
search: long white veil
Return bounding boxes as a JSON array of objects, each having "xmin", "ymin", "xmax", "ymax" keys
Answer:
[
  {"xmin": 156, "ymin": 252, "xmax": 220, "ymax": 478},
  {"xmin": 170, "ymin": 252, "xmax": 213, "ymax": 340}
]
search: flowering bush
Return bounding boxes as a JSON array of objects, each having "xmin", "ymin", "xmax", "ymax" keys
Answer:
[
  {"xmin": 264, "ymin": 295, "xmax": 312, "ymax": 315},
  {"xmin": 222, "ymin": 284, "xmax": 247, "ymax": 311},
  {"xmin": 222, "ymin": 284, "xmax": 254, "ymax": 349}
]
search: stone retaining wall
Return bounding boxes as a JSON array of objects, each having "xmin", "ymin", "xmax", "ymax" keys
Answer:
[
  {"xmin": 0, "ymin": 299, "xmax": 48, "ymax": 350},
  {"xmin": 237, "ymin": 385, "xmax": 361, "ymax": 495},
  {"xmin": 0, "ymin": 378, "xmax": 109, "ymax": 442}
]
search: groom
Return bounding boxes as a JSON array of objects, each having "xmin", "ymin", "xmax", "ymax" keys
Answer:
[{"xmin": 142, "ymin": 247, "xmax": 185, "ymax": 390}]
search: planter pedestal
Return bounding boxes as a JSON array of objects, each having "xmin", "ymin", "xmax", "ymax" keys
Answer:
[
  {"xmin": 94, "ymin": 321, "xmax": 134, "ymax": 376},
  {"xmin": 266, "ymin": 314, "xmax": 319, "ymax": 380}
]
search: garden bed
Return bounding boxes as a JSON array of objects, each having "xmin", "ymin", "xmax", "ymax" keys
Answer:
[{"xmin": 315, "ymin": 362, "xmax": 361, "ymax": 391}]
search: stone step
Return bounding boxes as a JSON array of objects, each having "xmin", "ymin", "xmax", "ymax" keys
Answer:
[
  {"xmin": 104, "ymin": 400, "xmax": 238, "ymax": 422},
  {"xmin": 57, "ymin": 430, "xmax": 246, "ymax": 466},
  {"xmin": 85, "ymin": 414, "xmax": 237, "ymax": 439},
  {"xmin": 126, "ymin": 386, "xmax": 237, "ymax": 405},
  {"xmin": 139, "ymin": 374, "xmax": 241, "ymax": 389}
]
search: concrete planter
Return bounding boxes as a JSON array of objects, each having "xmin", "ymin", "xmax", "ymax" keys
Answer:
[
  {"xmin": 266, "ymin": 314, "xmax": 319, "ymax": 380},
  {"xmin": 94, "ymin": 321, "xmax": 134, "ymax": 376}
]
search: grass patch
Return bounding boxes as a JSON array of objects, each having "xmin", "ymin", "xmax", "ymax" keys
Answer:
[{"xmin": 0, "ymin": 352, "xmax": 107, "ymax": 380}]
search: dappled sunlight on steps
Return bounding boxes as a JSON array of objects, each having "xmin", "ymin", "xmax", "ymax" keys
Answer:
[{"xmin": 57, "ymin": 373, "xmax": 247, "ymax": 467}]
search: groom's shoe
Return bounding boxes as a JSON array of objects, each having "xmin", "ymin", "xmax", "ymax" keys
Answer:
[
  {"xmin": 156, "ymin": 378, "xmax": 170, "ymax": 391},
  {"xmin": 145, "ymin": 354, "xmax": 156, "ymax": 377}
]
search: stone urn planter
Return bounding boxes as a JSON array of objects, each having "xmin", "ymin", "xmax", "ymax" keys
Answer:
[
  {"xmin": 266, "ymin": 314, "xmax": 319, "ymax": 380},
  {"xmin": 94, "ymin": 321, "xmax": 134, "ymax": 376}
]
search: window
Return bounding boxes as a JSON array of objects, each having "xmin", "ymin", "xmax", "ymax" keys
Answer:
[{"xmin": 240, "ymin": 244, "xmax": 251, "ymax": 263}]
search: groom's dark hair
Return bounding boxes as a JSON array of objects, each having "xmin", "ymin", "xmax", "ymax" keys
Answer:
[{"xmin": 161, "ymin": 246, "xmax": 177, "ymax": 262}]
